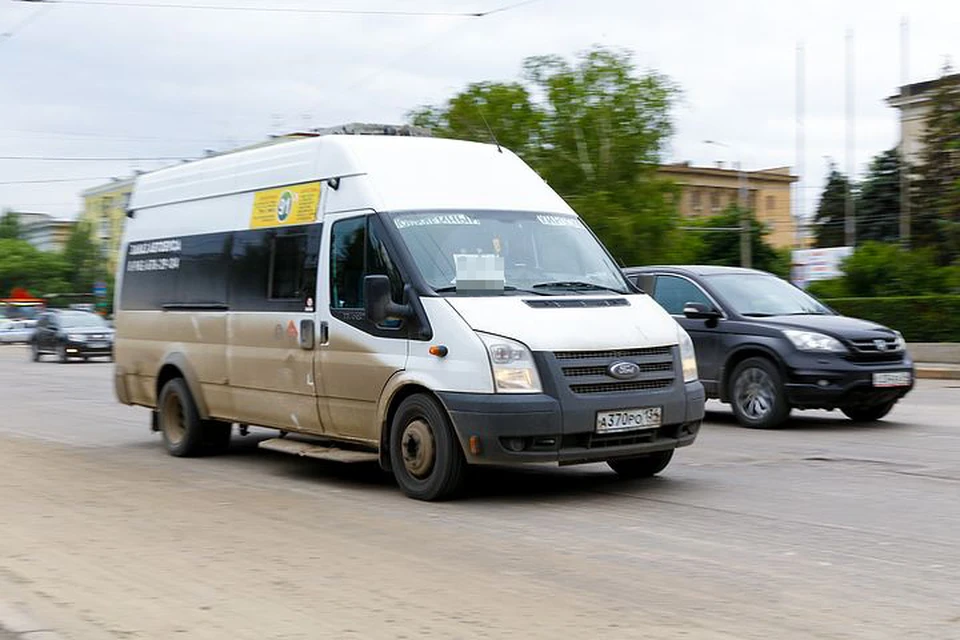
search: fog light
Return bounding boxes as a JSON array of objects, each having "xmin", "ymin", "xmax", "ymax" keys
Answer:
[
  {"xmin": 817, "ymin": 379, "xmax": 830, "ymax": 387},
  {"xmin": 502, "ymin": 437, "xmax": 527, "ymax": 452}
]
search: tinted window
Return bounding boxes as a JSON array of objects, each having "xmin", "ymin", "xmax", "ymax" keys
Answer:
[
  {"xmin": 269, "ymin": 234, "xmax": 307, "ymax": 300},
  {"xmin": 330, "ymin": 217, "xmax": 366, "ymax": 309},
  {"xmin": 178, "ymin": 234, "xmax": 230, "ymax": 304},
  {"xmin": 654, "ymin": 275, "xmax": 713, "ymax": 315}
]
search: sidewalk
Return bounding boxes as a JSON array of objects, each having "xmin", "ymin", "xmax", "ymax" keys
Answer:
[{"xmin": 915, "ymin": 363, "xmax": 960, "ymax": 380}]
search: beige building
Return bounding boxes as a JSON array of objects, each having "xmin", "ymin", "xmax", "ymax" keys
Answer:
[
  {"xmin": 657, "ymin": 162, "xmax": 800, "ymax": 249},
  {"xmin": 886, "ymin": 72, "xmax": 960, "ymax": 165},
  {"xmin": 10, "ymin": 211, "xmax": 75, "ymax": 253}
]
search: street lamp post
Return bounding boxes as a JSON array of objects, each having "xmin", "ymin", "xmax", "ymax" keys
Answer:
[{"xmin": 705, "ymin": 140, "xmax": 751, "ymax": 268}]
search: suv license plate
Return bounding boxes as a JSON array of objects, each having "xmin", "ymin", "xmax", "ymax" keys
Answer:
[
  {"xmin": 873, "ymin": 371, "xmax": 911, "ymax": 387},
  {"xmin": 596, "ymin": 407, "xmax": 662, "ymax": 434}
]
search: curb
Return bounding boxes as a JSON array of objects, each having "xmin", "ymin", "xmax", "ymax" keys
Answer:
[
  {"xmin": 0, "ymin": 599, "xmax": 65, "ymax": 639},
  {"xmin": 916, "ymin": 366, "xmax": 960, "ymax": 380}
]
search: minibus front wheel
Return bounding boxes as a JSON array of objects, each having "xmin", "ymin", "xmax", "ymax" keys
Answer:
[
  {"xmin": 157, "ymin": 377, "xmax": 231, "ymax": 457},
  {"xmin": 389, "ymin": 393, "xmax": 465, "ymax": 501}
]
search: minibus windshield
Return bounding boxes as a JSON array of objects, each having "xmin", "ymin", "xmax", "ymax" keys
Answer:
[{"xmin": 389, "ymin": 211, "xmax": 630, "ymax": 295}]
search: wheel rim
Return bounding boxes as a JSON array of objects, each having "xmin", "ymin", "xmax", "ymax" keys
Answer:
[
  {"xmin": 400, "ymin": 419, "xmax": 435, "ymax": 479},
  {"xmin": 735, "ymin": 367, "xmax": 775, "ymax": 420},
  {"xmin": 161, "ymin": 391, "xmax": 186, "ymax": 446}
]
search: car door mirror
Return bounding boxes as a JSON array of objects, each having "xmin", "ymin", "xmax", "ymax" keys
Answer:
[
  {"xmin": 683, "ymin": 302, "xmax": 722, "ymax": 320},
  {"xmin": 363, "ymin": 275, "xmax": 412, "ymax": 325}
]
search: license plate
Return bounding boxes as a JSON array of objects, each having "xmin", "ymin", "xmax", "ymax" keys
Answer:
[
  {"xmin": 90, "ymin": 342, "xmax": 108, "ymax": 349},
  {"xmin": 873, "ymin": 371, "xmax": 911, "ymax": 387},
  {"xmin": 596, "ymin": 407, "xmax": 662, "ymax": 434}
]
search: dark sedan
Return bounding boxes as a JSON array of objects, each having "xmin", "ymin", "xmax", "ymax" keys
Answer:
[
  {"xmin": 624, "ymin": 265, "xmax": 914, "ymax": 428},
  {"xmin": 30, "ymin": 309, "xmax": 115, "ymax": 363}
]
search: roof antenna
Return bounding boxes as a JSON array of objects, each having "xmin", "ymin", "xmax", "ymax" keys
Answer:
[{"xmin": 476, "ymin": 105, "xmax": 503, "ymax": 153}]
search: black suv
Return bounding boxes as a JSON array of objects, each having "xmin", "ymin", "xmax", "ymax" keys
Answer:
[
  {"xmin": 624, "ymin": 266, "xmax": 914, "ymax": 428},
  {"xmin": 30, "ymin": 309, "xmax": 114, "ymax": 363}
]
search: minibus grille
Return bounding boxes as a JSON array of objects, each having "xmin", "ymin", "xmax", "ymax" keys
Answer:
[{"xmin": 553, "ymin": 346, "xmax": 677, "ymax": 395}]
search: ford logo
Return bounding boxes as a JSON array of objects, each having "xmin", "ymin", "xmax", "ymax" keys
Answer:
[{"xmin": 608, "ymin": 361, "xmax": 640, "ymax": 380}]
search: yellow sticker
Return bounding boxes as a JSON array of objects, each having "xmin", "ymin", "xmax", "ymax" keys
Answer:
[{"xmin": 249, "ymin": 182, "xmax": 321, "ymax": 229}]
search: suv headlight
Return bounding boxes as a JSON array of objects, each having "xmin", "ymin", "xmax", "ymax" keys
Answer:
[
  {"xmin": 783, "ymin": 329, "xmax": 846, "ymax": 353},
  {"xmin": 678, "ymin": 326, "xmax": 698, "ymax": 382},
  {"xmin": 477, "ymin": 332, "xmax": 542, "ymax": 393},
  {"xmin": 893, "ymin": 330, "xmax": 906, "ymax": 351},
  {"xmin": 67, "ymin": 333, "xmax": 86, "ymax": 342}
]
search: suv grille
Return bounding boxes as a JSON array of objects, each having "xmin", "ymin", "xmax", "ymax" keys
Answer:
[
  {"xmin": 847, "ymin": 337, "xmax": 904, "ymax": 362},
  {"xmin": 554, "ymin": 346, "xmax": 676, "ymax": 395}
]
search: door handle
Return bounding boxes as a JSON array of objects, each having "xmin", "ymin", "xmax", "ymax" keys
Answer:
[{"xmin": 319, "ymin": 321, "xmax": 329, "ymax": 345}]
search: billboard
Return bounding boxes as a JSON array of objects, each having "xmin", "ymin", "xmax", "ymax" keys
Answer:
[{"xmin": 791, "ymin": 246, "xmax": 853, "ymax": 289}]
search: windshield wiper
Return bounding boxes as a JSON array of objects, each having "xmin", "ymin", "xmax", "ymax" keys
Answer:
[
  {"xmin": 741, "ymin": 312, "xmax": 776, "ymax": 317},
  {"xmin": 433, "ymin": 285, "xmax": 548, "ymax": 296},
  {"xmin": 531, "ymin": 281, "xmax": 625, "ymax": 294},
  {"xmin": 782, "ymin": 310, "xmax": 829, "ymax": 316}
]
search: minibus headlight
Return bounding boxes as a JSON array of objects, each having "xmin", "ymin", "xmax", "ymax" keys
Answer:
[
  {"xmin": 477, "ymin": 333, "xmax": 542, "ymax": 393},
  {"xmin": 678, "ymin": 326, "xmax": 698, "ymax": 383}
]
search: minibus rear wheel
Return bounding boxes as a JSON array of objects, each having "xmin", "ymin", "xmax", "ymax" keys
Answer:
[
  {"xmin": 158, "ymin": 377, "xmax": 208, "ymax": 457},
  {"xmin": 389, "ymin": 393, "xmax": 465, "ymax": 501}
]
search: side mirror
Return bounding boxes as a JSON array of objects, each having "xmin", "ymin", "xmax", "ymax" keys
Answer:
[
  {"xmin": 364, "ymin": 275, "xmax": 412, "ymax": 325},
  {"xmin": 683, "ymin": 301, "xmax": 722, "ymax": 320}
]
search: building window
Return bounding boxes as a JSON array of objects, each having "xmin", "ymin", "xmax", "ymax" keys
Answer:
[
  {"xmin": 766, "ymin": 195, "xmax": 776, "ymax": 211},
  {"xmin": 691, "ymin": 190, "xmax": 702, "ymax": 212},
  {"xmin": 711, "ymin": 191, "xmax": 721, "ymax": 212}
]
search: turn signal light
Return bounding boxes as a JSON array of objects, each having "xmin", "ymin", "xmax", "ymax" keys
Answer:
[
  {"xmin": 429, "ymin": 345, "xmax": 448, "ymax": 357},
  {"xmin": 469, "ymin": 436, "xmax": 481, "ymax": 455}
]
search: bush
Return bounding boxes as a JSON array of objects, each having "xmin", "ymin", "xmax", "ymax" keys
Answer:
[
  {"xmin": 839, "ymin": 242, "xmax": 952, "ymax": 297},
  {"xmin": 806, "ymin": 277, "xmax": 849, "ymax": 299},
  {"xmin": 821, "ymin": 295, "xmax": 960, "ymax": 342}
]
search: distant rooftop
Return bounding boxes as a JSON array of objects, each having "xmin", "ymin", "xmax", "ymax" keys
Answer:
[{"xmin": 887, "ymin": 72, "xmax": 960, "ymax": 103}]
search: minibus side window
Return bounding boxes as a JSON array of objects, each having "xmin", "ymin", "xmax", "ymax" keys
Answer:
[
  {"xmin": 269, "ymin": 233, "xmax": 307, "ymax": 300},
  {"xmin": 330, "ymin": 216, "xmax": 403, "ymax": 314}
]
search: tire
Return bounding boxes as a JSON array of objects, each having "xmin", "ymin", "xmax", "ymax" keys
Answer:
[
  {"xmin": 608, "ymin": 449, "xmax": 674, "ymax": 479},
  {"xmin": 729, "ymin": 357, "xmax": 790, "ymax": 429},
  {"xmin": 57, "ymin": 343, "xmax": 69, "ymax": 364},
  {"xmin": 389, "ymin": 393, "xmax": 465, "ymax": 501},
  {"xmin": 157, "ymin": 377, "xmax": 208, "ymax": 457},
  {"xmin": 842, "ymin": 401, "xmax": 896, "ymax": 422}
]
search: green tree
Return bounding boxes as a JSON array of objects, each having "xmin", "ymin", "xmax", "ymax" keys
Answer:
[
  {"xmin": 62, "ymin": 220, "xmax": 107, "ymax": 292},
  {"xmin": 0, "ymin": 210, "xmax": 22, "ymax": 240},
  {"xmin": 0, "ymin": 239, "xmax": 70, "ymax": 296},
  {"xmin": 813, "ymin": 163, "xmax": 852, "ymax": 248},
  {"xmin": 690, "ymin": 205, "xmax": 790, "ymax": 277},
  {"xmin": 912, "ymin": 69, "xmax": 960, "ymax": 264},
  {"xmin": 856, "ymin": 148, "xmax": 902, "ymax": 244},
  {"xmin": 408, "ymin": 45, "xmax": 682, "ymax": 265}
]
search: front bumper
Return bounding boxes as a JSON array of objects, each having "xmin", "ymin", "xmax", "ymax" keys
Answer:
[
  {"xmin": 783, "ymin": 351, "xmax": 915, "ymax": 409},
  {"xmin": 64, "ymin": 340, "xmax": 114, "ymax": 357},
  {"xmin": 438, "ymin": 381, "xmax": 705, "ymax": 466}
]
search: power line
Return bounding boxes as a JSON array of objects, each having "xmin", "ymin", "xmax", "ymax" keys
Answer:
[
  {"xmin": 44, "ymin": 0, "xmax": 537, "ymax": 18},
  {"xmin": 0, "ymin": 155, "xmax": 190, "ymax": 162},
  {"xmin": 0, "ymin": 3, "xmax": 52, "ymax": 45},
  {"xmin": 0, "ymin": 176, "xmax": 113, "ymax": 185}
]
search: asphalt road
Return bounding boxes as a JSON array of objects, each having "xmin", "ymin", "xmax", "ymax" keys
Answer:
[{"xmin": 0, "ymin": 344, "xmax": 958, "ymax": 639}]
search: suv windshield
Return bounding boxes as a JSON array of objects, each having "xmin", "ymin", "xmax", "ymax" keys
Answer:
[
  {"xmin": 60, "ymin": 312, "xmax": 108, "ymax": 329},
  {"xmin": 388, "ymin": 211, "xmax": 629, "ymax": 295},
  {"xmin": 706, "ymin": 273, "xmax": 831, "ymax": 317}
]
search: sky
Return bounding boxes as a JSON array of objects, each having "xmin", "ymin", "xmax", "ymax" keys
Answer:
[{"xmin": 1, "ymin": 0, "xmax": 958, "ymax": 222}]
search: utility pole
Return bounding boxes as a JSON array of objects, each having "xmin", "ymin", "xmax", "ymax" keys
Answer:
[
  {"xmin": 704, "ymin": 139, "xmax": 751, "ymax": 268},
  {"xmin": 796, "ymin": 41, "xmax": 805, "ymax": 251},
  {"xmin": 899, "ymin": 16, "xmax": 911, "ymax": 249},
  {"xmin": 844, "ymin": 28, "xmax": 856, "ymax": 248},
  {"xmin": 737, "ymin": 161, "xmax": 751, "ymax": 268}
]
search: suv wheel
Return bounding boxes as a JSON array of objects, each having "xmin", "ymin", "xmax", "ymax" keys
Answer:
[
  {"xmin": 729, "ymin": 357, "xmax": 790, "ymax": 429},
  {"xmin": 842, "ymin": 401, "xmax": 896, "ymax": 422}
]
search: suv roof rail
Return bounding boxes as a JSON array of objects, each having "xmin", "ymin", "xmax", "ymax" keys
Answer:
[{"xmin": 308, "ymin": 122, "xmax": 433, "ymax": 137}]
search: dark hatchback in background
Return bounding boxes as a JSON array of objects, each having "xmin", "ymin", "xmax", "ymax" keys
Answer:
[
  {"xmin": 624, "ymin": 266, "xmax": 914, "ymax": 429},
  {"xmin": 30, "ymin": 309, "xmax": 115, "ymax": 363}
]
